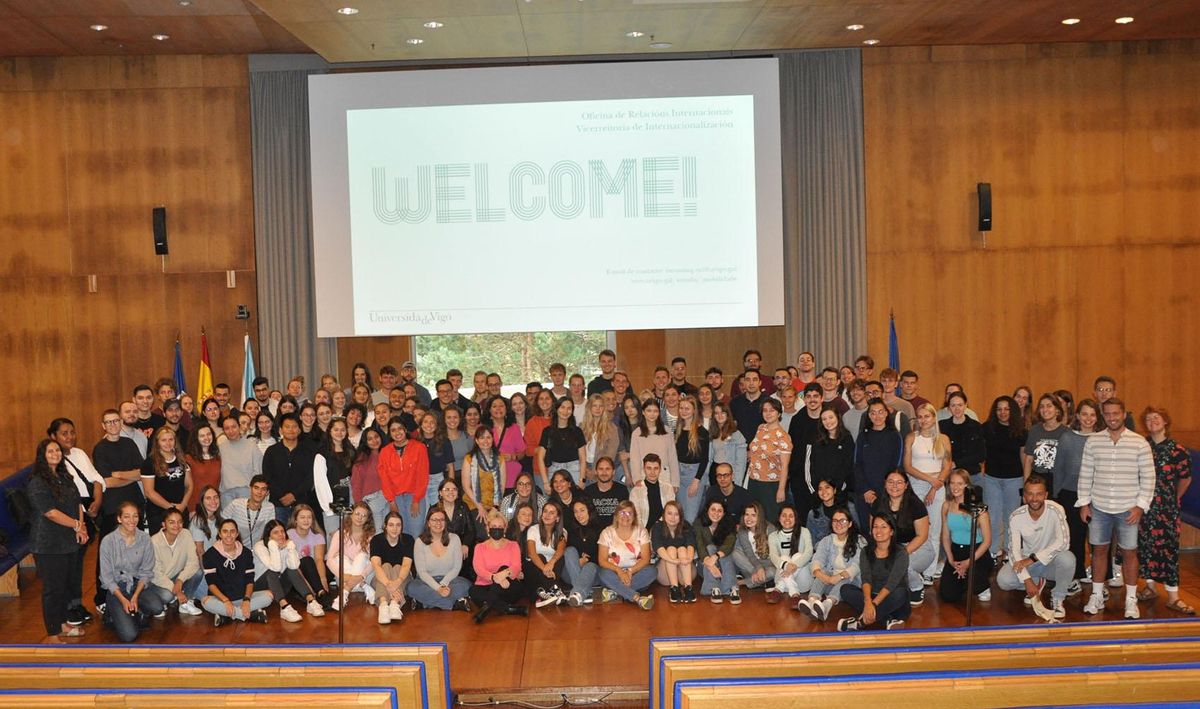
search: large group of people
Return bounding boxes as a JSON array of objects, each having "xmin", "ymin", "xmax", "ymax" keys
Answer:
[{"xmin": 24, "ymin": 350, "xmax": 1193, "ymax": 642}]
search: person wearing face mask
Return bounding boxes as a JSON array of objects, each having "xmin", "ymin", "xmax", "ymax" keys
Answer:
[{"xmin": 470, "ymin": 508, "xmax": 528, "ymax": 623}]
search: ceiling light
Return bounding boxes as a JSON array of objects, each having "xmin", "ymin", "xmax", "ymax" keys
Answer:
[
  {"xmin": 152, "ymin": 33, "xmax": 170, "ymax": 41},
  {"xmin": 1061, "ymin": 18, "xmax": 1081, "ymax": 25},
  {"xmin": 845, "ymin": 24, "xmax": 864, "ymax": 31},
  {"xmin": 649, "ymin": 41, "xmax": 672, "ymax": 49},
  {"xmin": 406, "ymin": 38, "xmax": 424, "ymax": 45},
  {"xmin": 90, "ymin": 24, "xmax": 108, "ymax": 31},
  {"xmin": 336, "ymin": 7, "xmax": 359, "ymax": 15},
  {"xmin": 178, "ymin": 0, "xmax": 191, "ymax": 6},
  {"xmin": 423, "ymin": 21, "xmax": 443, "ymax": 29},
  {"xmin": 625, "ymin": 31, "xmax": 645, "ymax": 38},
  {"xmin": 863, "ymin": 38, "xmax": 880, "ymax": 45},
  {"xmin": 1115, "ymin": 16, "xmax": 1134, "ymax": 24}
]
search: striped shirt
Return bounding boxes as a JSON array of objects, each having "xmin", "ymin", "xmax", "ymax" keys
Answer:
[{"xmin": 1076, "ymin": 428, "xmax": 1155, "ymax": 514}]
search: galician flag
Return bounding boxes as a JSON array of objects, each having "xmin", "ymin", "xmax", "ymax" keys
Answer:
[{"xmin": 240, "ymin": 334, "xmax": 257, "ymax": 406}]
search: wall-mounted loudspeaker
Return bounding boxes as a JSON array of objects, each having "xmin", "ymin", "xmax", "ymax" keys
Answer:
[
  {"xmin": 153, "ymin": 206, "xmax": 168, "ymax": 255},
  {"xmin": 977, "ymin": 183, "xmax": 992, "ymax": 232}
]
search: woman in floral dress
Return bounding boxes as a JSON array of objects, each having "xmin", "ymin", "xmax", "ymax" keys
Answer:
[{"xmin": 1137, "ymin": 406, "xmax": 1193, "ymax": 614}]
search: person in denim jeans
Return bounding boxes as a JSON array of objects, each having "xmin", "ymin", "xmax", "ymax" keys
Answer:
[
  {"xmin": 800, "ymin": 506, "xmax": 865, "ymax": 621},
  {"xmin": 563, "ymin": 499, "xmax": 601, "ymax": 606},
  {"xmin": 98, "ymin": 501, "xmax": 164, "ymax": 642},
  {"xmin": 694, "ymin": 499, "xmax": 737, "ymax": 603}
]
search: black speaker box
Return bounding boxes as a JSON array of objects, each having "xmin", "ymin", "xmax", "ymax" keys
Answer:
[
  {"xmin": 153, "ymin": 206, "xmax": 168, "ymax": 255},
  {"xmin": 977, "ymin": 183, "xmax": 992, "ymax": 232}
]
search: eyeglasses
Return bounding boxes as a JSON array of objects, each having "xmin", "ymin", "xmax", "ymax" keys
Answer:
[
  {"xmin": 102, "ymin": 419, "xmax": 121, "ymax": 425},
  {"xmin": 832, "ymin": 518, "xmax": 851, "ymax": 526}
]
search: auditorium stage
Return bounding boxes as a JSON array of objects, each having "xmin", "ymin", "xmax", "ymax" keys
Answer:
[{"xmin": 1, "ymin": 550, "xmax": 1196, "ymax": 698}]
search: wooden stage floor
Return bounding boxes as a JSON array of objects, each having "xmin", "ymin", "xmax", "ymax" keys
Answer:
[{"xmin": 1, "ymin": 550, "xmax": 1197, "ymax": 694}]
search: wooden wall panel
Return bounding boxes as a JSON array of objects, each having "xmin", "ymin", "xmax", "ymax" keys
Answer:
[
  {"xmin": 864, "ymin": 40, "xmax": 1200, "ymax": 431},
  {"xmin": 665, "ymin": 325, "xmax": 787, "ymax": 385},
  {"xmin": 0, "ymin": 55, "xmax": 255, "ymax": 473},
  {"xmin": 336, "ymin": 336, "xmax": 412, "ymax": 388}
]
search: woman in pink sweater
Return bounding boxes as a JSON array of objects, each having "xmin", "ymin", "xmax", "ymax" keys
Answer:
[{"xmin": 469, "ymin": 508, "xmax": 528, "ymax": 623}]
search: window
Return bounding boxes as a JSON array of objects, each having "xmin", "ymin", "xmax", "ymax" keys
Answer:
[{"xmin": 413, "ymin": 331, "xmax": 607, "ymax": 396}]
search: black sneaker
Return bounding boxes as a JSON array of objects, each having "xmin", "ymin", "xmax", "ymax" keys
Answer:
[
  {"xmin": 65, "ymin": 607, "xmax": 85, "ymax": 627},
  {"xmin": 453, "ymin": 597, "xmax": 471, "ymax": 612},
  {"xmin": 409, "ymin": 598, "xmax": 424, "ymax": 611},
  {"xmin": 213, "ymin": 614, "xmax": 226, "ymax": 628},
  {"xmin": 683, "ymin": 585, "xmax": 696, "ymax": 603},
  {"xmin": 669, "ymin": 585, "xmax": 682, "ymax": 603},
  {"xmin": 910, "ymin": 588, "xmax": 925, "ymax": 607},
  {"xmin": 250, "ymin": 609, "xmax": 269, "ymax": 624},
  {"xmin": 837, "ymin": 616, "xmax": 861, "ymax": 632}
]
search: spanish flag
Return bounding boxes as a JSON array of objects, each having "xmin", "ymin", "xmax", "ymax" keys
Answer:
[{"xmin": 196, "ymin": 329, "xmax": 214, "ymax": 413}]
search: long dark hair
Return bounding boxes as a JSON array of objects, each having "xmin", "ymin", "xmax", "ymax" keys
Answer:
[
  {"xmin": 697, "ymin": 500, "xmax": 736, "ymax": 546},
  {"xmin": 986, "ymin": 395, "xmax": 1028, "ymax": 440},
  {"xmin": 831, "ymin": 505, "xmax": 861, "ymax": 562},
  {"xmin": 870, "ymin": 512, "xmax": 903, "ymax": 558},
  {"xmin": 33, "ymin": 438, "xmax": 69, "ymax": 500},
  {"xmin": 637, "ymin": 399, "xmax": 667, "ymax": 437},
  {"xmin": 192, "ymin": 484, "xmax": 222, "ymax": 540},
  {"xmin": 506, "ymin": 502, "xmax": 535, "ymax": 541},
  {"xmin": 186, "ymin": 423, "xmax": 221, "ymax": 461},
  {"xmin": 484, "ymin": 396, "xmax": 515, "ymax": 429}
]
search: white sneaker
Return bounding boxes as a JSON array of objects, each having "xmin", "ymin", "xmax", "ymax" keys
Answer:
[
  {"xmin": 1083, "ymin": 593, "xmax": 1106, "ymax": 615},
  {"xmin": 1124, "ymin": 598, "xmax": 1140, "ymax": 619},
  {"xmin": 280, "ymin": 604, "xmax": 302, "ymax": 623},
  {"xmin": 362, "ymin": 584, "xmax": 377, "ymax": 605},
  {"xmin": 567, "ymin": 591, "xmax": 584, "ymax": 607},
  {"xmin": 535, "ymin": 588, "xmax": 557, "ymax": 608},
  {"xmin": 886, "ymin": 618, "xmax": 905, "ymax": 630},
  {"xmin": 977, "ymin": 589, "xmax": 992, "ymax": 602},
  {"xmin": 1108, "ymin": 568, "xmax": 1124, "ymax": 588},
  {"xmin": 178, "ymin": 600, "xmax": 203, "ymax": 616},
  {"xmin": 306, "ymin": 599, "xmax": 325, "ymax": 617},
  {"xmin": 553, "ymin": 588, "xmax": 569, "ymax": 606},
  {"xmin": 818, "ymin": 598, "xmax": 834, "ymax": 621},
  {"xmin": 331, "ymin": 590, "xmax": 348, "ymax": 612},
  {"xmin": 389, "ymin": 600, "xmax": 404, "ymax": 620},
  {"xmin": 1052, "ymin": 599, "xmax": 1066, "ymax": 619},
  {"xmin": 377, "ymin": 602, "xmax": 391, "ymax": 624}
]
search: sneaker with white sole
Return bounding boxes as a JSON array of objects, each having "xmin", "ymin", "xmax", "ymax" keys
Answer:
[
  {"xmin": 729, "ymin": 588, "xmax": 742, "ymax": 605},
  {"xmin": 567, "ymin": 591, "xmax": 584, "ymax": 607},
  {"xmin": 331, "ymin": 590, "xmax": 349, "ymax": 612},
  {"xmin": 636, "ymin": 595, "xmax": 654, "ymax": 610},
  {"xmin": 1124, "ymin": 599, "xmax": 1140, "ymax": 619},
  {"xmin": 886, "ymin": 618, "xmax": 905, "ymax": 630},
  {"xmin": 280, "ymin": 604, "xmax": 303, "ymax": 623},
  {"xmin": 922, "ymin": 573, "xmax": 935, "ymax": 587},
  {"xmin": 1083, "ymin": 593, "xmax": 1106, "ymax": 615},
  {"xmin": 535, "ymin": 588, "xmax": 557, "ymax": 608},
  {"xmin": 977, "ymin": 588, "xmax": 992, "ymax": 602},
  {"xmin": 600, "ymin": 588, "xmax": 620, "ymax": 604},
  {"xmin": 1066, "ymin": 579, "xmax": 1082, "ymax": 597},
  {"xmin": 306, "ymin": 599, "xmax": 325, "ymax": 617},
  {"xmin": 796, "ymin": 597, "xmax": 815, "ymax": 616},
  {"xmin": 909, "ymin": 588, "xmax": 924, "ymax": 607},
  {"xmin": 377, "ymin": 602, "xmax": 391, "ymax": 624},
  {"xmin": 837, "ymin": 616, "xmax": 860, "ymax": 632},
  {"xmin": 710, "ymin": 588, "xmax": 723, "ymax": 604},
  {"xmin": 362, "ymin": 585, "xmax": 377, "ymax": 605},
  {"xmin": 1108, "ymin": 568, "xmax": 1124, "ymax": 588},
  {"xmin": 1052, "ymin": 599, "xmax": 1066, "ymax": 619},
  {"xmin": 819, "ymin": 598, "xmax": 834, "ymax": 621},
  {"xmin": 178, "ymin": 600, "xmax": 203, "ymax": 616},
  {"xmin": 389, "ymin": 600, "xmax": 404, "ymax": 620}
]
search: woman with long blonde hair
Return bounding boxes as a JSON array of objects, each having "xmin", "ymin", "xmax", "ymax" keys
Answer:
[
  {"xmin": 903, "ymin": 402, "xmax": 951, "ymax": 584},
  {"xmin": 674, "ymin": 396, "xmax": 711, "ymax": 522}
]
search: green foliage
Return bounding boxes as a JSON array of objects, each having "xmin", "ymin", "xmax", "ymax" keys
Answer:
[{"xmin": 413, "ymin": 331, "xmax": 607, "ymax": 389}]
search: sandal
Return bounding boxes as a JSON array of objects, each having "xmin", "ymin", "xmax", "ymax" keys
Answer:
[
  {"xmin": 1137, "ymin": 586, "xmax": 1159, "ymax": 602},
  {"xmin": 1165, "ymin": 599, "xmax": 1196, "ymax": 615}
]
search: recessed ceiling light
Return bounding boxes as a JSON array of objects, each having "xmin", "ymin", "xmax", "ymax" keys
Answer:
[
  {"xmin": 1061, "ymin": 18, "xmax": 1081, "ymax": 25},
  {"xmin": 863, "ymin": 38, "xmax": 880, "ymax": 45},
  {"xmin": 406, "ymin": 38, "xmax": 424, "ymax": 45},
  {"xmin": 625, "ymin": 31, "xmax": 645, "ymax": 38},
  {"xmin": 90, "ymin": 24, "xmax": 108, "ymax": 31},
  {"xmin": 649, "ymin": 41, "xmax": 672, "ymax": 49},
  {"xmin": 1115, "ymin": 16, "xmax": 1134, "ymax": 24},
  {"xmin": 423, "ymin": 21, "xmax": 443, "ymax": 29},
  {"xmin": 152, "ymin": 33, "xmax": 170, "ymax": 41},
  {"xmin": 336, "ymin": 7, "xmax": 358, "ymax": 15},
  {"xmin": 178, "ymin": 0, "xmax": 191, "ymax": 6},
  {"xmin": 845, "ymin": 24, "xmax": 864, "ymax": 31}
]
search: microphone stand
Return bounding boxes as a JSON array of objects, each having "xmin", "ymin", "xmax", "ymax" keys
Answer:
[
  {"xmin": 333, "ymin": 504, "xmax": 348, "ymax": 645},
  {"xmin": 963, "ymin": 491, "xmax": 988, "ymax": 627}
]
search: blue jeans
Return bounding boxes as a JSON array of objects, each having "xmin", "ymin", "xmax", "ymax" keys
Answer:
[
  {"xmin": 675, "ymin": 462, "xmax": 706, "ymax": 523},
  {"xmin": 549, "ymin": 460, "xmax": 582, "ymax": 487},
  {"xmin": 700, "ymin": 548, "xmax": 736, "ymax": 595},
  {"xmin": 562, "ymin": 547, "xmax": 599, "ymax": 595},
  {"xmin": 1088, "ymin": 508, "xmax": 1139, "ymax": 550},
  {"xmin": 201, "ymin": 590, "xmax": 273, "ymax": 619},
  {"xmin": 598, "ymin": 566, "xmax": 658, "ymax": 601},
  {"xmin": 391, "ymin": 493, "xmax": 426, "ymax": 540},
  {"xmin": 106, "ymin": 581, "xmax": 166, "ymax": 643},
  {"xmin": 408, "ymin": 575, "xmax": 471, "ymax": 610},
  {"xmin": 612, "ymin": 461, "xmax": 626, "ymax": 484},
  {"xmin": 997, "ymin": 552, "xmax": 1076, "ymax": 602},
  {"xmin": 983, "ymin": 475, "xmax": 1023, "ymax": 556},
  {"xmin": 359, "ymin": 490, "xmax": 390, "ymax": 530},
  {"xmin": 146, "ymin": 571, "xmax": 207, "ymax": 606}
]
